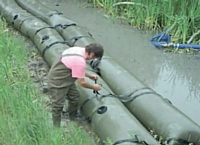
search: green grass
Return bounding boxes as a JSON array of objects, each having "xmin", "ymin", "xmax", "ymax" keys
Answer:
[
  {"xmin": 0, "ymin": 19, "xmax": 96, "ymax": 145},
  {"xmin": 87, "ymin": 0, "xmax": 200, "ymax": 45}
]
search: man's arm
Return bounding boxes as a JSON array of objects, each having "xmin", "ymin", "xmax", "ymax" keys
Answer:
[
  {"xmin": 77, "ymin": 78, "xmax": 101, "ymax": 91},
  {"xmin": 85, "ymin": 72, "xmax": 98, "ymax": 80}
]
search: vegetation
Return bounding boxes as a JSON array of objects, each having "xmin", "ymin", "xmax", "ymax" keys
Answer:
[
  {"xmin": 0, "ymin": 19, "xmax": 96, "ymax": 145},
  {"xmin": 86, "ymin": 0, "xmax": 200, "ymax": 45}
]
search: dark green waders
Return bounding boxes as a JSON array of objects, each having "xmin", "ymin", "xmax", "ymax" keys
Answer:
[{"xmin": 48, "ymin": 54, "xmax": 83, "ymax": 127}]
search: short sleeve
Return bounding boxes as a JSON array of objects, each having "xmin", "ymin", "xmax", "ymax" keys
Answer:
[{"xmin": 71, "ymin": 65, "xmax": 85, "ymax": 78}]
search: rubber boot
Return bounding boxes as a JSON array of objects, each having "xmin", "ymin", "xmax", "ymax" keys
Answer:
[
  {"xmin": 69, "ymin": 111, "xmax": 77, "ymax": 120},
  {"xmin": 52, "ymin": 115, "xmax": 61, "ymax": 128},
  {"xmin": 68, "ymin": 102, "xmax": 78, "ymax": 120}
]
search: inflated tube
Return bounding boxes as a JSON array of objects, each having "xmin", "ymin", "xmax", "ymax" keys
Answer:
[
  {"xmin": 90, "ymin": 55, "xmax": 200, "ymax": 145},
  {"xmin": 78, "ymin": 68, "xmax": 159, "ymax": 145}
]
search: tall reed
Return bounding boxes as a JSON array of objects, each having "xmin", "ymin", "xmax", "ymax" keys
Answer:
[{"xmin": 88, "ymin": 0, "xmax": 200, "ymax": 44}]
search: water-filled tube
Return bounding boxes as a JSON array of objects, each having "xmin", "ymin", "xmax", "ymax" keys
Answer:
[
  {"xmin": 0, "ymin": 0, "xmax": 71, "ymax": 66},
  {"xmin": 15, "ymin": 0, "xmax": 95, "ymax": 47},
  {"xmin": 90, "ymin": 56, "xmax": 200, "ymax": 145},
  {"xmin": 78, "ymin": 68, "xmax": 159, "ymax": 145}
]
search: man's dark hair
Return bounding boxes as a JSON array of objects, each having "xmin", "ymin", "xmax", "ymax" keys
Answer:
[{"xmin": 85, "ymin": 43, "xmax": 104, "ymax": 58}]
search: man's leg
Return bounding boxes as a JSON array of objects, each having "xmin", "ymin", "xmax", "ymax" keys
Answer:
[
  {"xmin": 67, "ymin": 84, "xmax": 80, "ymax": 120},
  {"xmin": 49, "ymin": 87, "xmax": 68, "ymax": 127}
]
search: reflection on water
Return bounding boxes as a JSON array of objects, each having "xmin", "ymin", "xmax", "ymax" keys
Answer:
[
  {"xmin": 155, "ymin": 54, "xmax": 200, "ymax": 101},
  {"xmin": 159, "ymin": 63, "xmax": 200, "ymax": 101},
  {"xmin": 149, "ymin": 54, "xmax": 200, "ymax": 125},
  {"xmin": 45, "ymin": 0, "xmax": 200, "ymax": 126}
]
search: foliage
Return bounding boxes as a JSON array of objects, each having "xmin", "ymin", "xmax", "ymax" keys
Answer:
[{"xmin": 87, "ymin": 0, "xmax": 200, "ymax": 44}]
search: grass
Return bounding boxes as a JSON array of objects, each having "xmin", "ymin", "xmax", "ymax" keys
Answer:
[
  {"xmin": 87, "ymin": 0, "xmax": 200, "ymax": 46},
  {"xmin": 0, "ymin": 19, "xmax": 96, "ymax": 145}
]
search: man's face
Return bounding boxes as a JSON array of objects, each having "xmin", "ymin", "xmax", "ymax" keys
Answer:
[{"xmin": 86, "ymin": 52, "xmax": 95, "ymax": 60}]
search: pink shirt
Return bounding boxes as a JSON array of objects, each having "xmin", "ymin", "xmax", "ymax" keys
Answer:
[{"xmin": 60, "ymin": 47, "xmax": 86, "ymax": 78}]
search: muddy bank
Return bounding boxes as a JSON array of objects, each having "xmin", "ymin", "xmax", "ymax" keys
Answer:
[{"xmin": 43, "ymin": 0, "xmax": 200, "ymax": 125}]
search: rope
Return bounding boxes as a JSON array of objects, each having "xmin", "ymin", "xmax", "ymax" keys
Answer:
[
  {"xmin": 34, "ymin": 23, "xmax": 76, "ymax": 36},
  {"xmin": 119, "ymin": 91, "xmax": 158, "ymax": 103},
  {"xmin": 93, "ymin": 79, "xmax": 100, "ymax": 96},
  {"xmin": 71, "ymin": 35, "xmax": 92, "ymax": 47},
  {"xmin": 42, "ymin": 40, "xmax": 68, "ymax": 57},
  {"xmin": 89, "ymin": 59, "xmax": 159, "ymax": 102},
  {"xmin": 95, "ymin": 82, "xmax": 157, "ymax": 103},
  {"xmin": 81, "ymin": 79, "xmax": 158, "ymax": 105}
]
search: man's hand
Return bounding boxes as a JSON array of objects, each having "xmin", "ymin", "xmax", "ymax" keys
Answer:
[
  {"xmin": 78, "ymin": 78, "xmax": 101, "ymax": 91},
  {"xmin": 88, "ymin": 74, "xmax": 98, "ymax": 80},
  {"xmin": 85, "ymin": 72, "xmax": 98, "ymax": 80},
  {"xmin": 93, "ymin": 84, "xmax": 101, "ymax": 91}
]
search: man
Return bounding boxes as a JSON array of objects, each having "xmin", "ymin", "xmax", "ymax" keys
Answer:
[{"xmin": 48, "ymin": 43, "xmax": 104, "ymax": 127}]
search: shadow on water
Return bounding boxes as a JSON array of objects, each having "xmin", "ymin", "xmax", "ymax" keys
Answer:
[{"xmin": 44, "ymin": 0, "xmax": 200, "ymax": 125}]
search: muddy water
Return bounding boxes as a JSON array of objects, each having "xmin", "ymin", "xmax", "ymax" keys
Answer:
[{"xmin": 44, "ymin": 0, "xmax": 200, "ymax": 126}]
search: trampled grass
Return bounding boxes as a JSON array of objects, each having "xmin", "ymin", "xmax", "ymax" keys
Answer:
[{"xmin": 0, "ymin": 19, "xmax": 96, "ymax": 145}]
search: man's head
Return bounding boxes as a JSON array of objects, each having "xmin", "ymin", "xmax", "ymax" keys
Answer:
[{"xmin": 85, "ymin": 43, "xmax": 104, "ymax": 60}]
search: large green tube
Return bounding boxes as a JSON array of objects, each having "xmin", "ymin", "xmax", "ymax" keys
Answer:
[
  {"xmin": 0, "ymin": 1, "xmax": 33, "ymax": 33},
  {"xmin": 1, "ymin": 0, "xmax": 69, "ymax": 66},
  {"xmin": 16, "ymin": 0, "xmax": 77, "ymax": 27},
  {"xmin": 15, "ymin": 0, "xmax": 53, "ymax": 17},
  {"xmin": 20, "ymin": 15, "xmax": 69, "ymax": 66},
  {"xmin": 57, "ymin": 25, "xmax": 95, "ymax": 47},
  {"xmin": 90, "ymin": 56, "xmax": 200, "ymax": 145},
  {"xmin": 0, "ymin": 3, "xmax": 19, "ymax": 24},
  {"xmin": 78, "ymin": 69, "xmax": 159, "ymax": 145},
  {"xmin": 0, "ymin": 0, "xmax": 13, "ymax": 14},
  {"xmin": 15, "ymin": 0, "xmax": 96, "ymax": 47},
  {"xmin": 0, "ymin": 0, "xmax": 69, "ymax": 66},
  {"xmin": 31, "ymin": 26, "xmax": 67, "ymax": 65}
]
